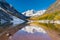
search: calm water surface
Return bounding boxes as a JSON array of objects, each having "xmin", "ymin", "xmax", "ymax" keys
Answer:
[{"xmin": 1, "ymin": 17, "xmax": 52, "ymax": 40}]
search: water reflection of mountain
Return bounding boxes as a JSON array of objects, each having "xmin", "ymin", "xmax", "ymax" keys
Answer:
[
  {"xmin": 0, "ymin": 15, "xmax": 26, "ymax": 33},
  {"xmin": 39, "ymin": 23, "xmax": 60, "ymax": 33},
  {"xmin": 9, "ymin": 29, "xmax": 51, "ymax": 40}
]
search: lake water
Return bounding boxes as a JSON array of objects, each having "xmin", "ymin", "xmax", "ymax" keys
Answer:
[
  {"xmin": 8, "ymin": 17, "xmax": 52, "ymax": 40},
  {"xmin": 1, "ymin": 17, "xmax": 53, "ymax": 40},
  {"xmin": 9, "ymin": 25, "xmax": 51, "ymax": 40}
]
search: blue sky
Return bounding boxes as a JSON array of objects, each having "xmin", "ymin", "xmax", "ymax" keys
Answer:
[{"xmin": 6, "ymin": 0, "xmax": 56, "ymax": 12}]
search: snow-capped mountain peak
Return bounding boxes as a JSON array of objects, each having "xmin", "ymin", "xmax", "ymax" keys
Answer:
[
  {"xmin": 22, "ymin": 10, "xmax": 46, "ymax": 17},
  {"xmin": 22, "ymin": 9, "xmax": 35, "ymax": 16}
]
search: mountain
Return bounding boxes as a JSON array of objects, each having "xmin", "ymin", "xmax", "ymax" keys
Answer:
[
  {"xmin": 45, "ymin": 0, "xmax": 60, "ymax": 13},
  {"xmin": 34, "ymin": 10, "xmax": 46, "ymax": 16},
  {"xmin": 0, "ymin": 0, "xmax": 28, "ymax": 26},
  {"xmin": 30, "ymin": 0, "xmax": 60, "ymax": 20},
  {"xmin": 22, "ymin": 9, "xmax": 35, "ymax": 17},
  {"xmin": 0, "ymin": 0, "xmax": 28, "ymax": 21},
  {"xmin": 38, "ymin": 0, "xmax": 60, "ymax": 20},
  {"xmin": 22, "ymin": 10, "xmax": 46, "ymax": 17}
]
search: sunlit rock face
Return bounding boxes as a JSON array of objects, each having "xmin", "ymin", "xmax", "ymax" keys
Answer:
[
  {"xmin": 45, "ymin": 0, "xmax": 60, "ymax": 13},
  {"xmin": 9, "ymin": 26, "xmax": 51, "ymax": 40}
]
